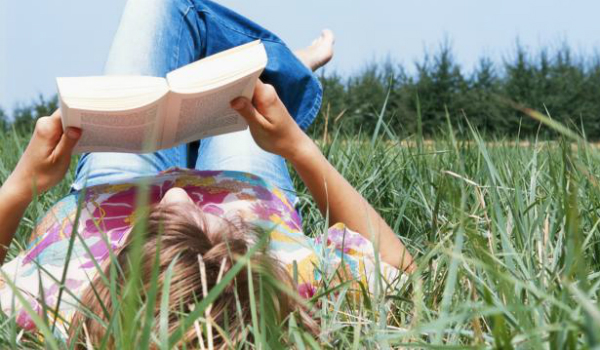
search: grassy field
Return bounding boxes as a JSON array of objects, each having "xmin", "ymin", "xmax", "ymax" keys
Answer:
[{"xmin": 1, "ymin": 116, "xmax": 600, "ymax": 349}]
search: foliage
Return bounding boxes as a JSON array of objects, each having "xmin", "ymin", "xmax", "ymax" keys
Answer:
[
  {"xmin": 0, "ymin": 108, "xmax": 7, "ymax": 132},
  {"xmin": 2, "ymin": 101, "xmax": 600, "ymax": 347},
  {"xmin": 2, "ymin": 43, "xmax": 600, "ymax": 140},
  {"xmin": 314, "ymin": 42, "xmax": 600, "ymax": 139},
  {"xmin": 4, "ymin": 95, "xmax": 59, "ymax": 133},
  {"xmin": 2, "ymin": 42, "xmax": 600, "ymax": 348}
]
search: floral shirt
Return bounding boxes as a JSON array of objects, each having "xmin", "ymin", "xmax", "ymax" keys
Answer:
[{"xmin": 0, "ymin": 168, "xmax": 400, "ymax": 337}]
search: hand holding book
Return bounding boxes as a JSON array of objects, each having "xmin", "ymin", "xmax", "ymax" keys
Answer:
[
  {"xmin": 57, "ymin": 41, "xmax": 267, "ymax": 154},
  {"xmin": 230, "ymin": 80, "xmax": 311, "ymax": 162}
]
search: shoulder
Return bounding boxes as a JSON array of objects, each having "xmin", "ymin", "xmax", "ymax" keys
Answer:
[
  {"xmin": 268, "ymin": 222, "xmax": 406, "ymax": 298},
  {"xmin": 320, "ymin": 223, "xmax": 375, "ymax": 255},
  {"xmin": 316, "ymin": 223, "xmax": 404, "ymax": 291}
]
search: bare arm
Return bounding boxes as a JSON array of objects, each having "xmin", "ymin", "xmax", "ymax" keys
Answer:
[
  {"xmin": 231, "ymin": 81, "xmax": 414, "ymax": 272},
  {"xmin": 0, "ymin": 112, "xmax": 81, "ymax": 264},
  {"xmin": 288, "ymin": 140, "xmax": 414, "ymax": 272},
  {"xmin": 0, "ymin": 180, "xmax": 32, "ymax": 264}
]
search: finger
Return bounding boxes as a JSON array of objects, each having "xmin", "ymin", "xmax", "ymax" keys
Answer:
[
  {"xmin": 252, "ymin": 83, "xmax": 293, "ymax": 126},
  {"xmin": 252, "ymin": 83, "xmax": 282, "ymax": 117},
  {"xmin": 52, "ymin": 127, "xmax": 82, "ymax": 160},
  {"xmin": 35, "ymin": 110, "xmax": 65, "ymax": 148},
  {"xmin": 231, "ymin": 97, "xmax": 271, "ymax": 129},
  {"xmin": 32, "ymin": 116, "xmax": 63, "ymax": 151},
  {"xmin": 50, "ymin": 109, "xmax": 61, "ymax": 119}
]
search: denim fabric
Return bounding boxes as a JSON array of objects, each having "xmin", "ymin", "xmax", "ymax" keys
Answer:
[
  {"xmin": 190, "ymin": 0, "xmax": 323, "ymax": 129},
  {"xmin": 71, "ymin": 0, "xmax": 322, "ymax": 204}
]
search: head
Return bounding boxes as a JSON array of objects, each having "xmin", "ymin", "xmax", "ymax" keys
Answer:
[{"xmin": 70, "ymin": 188, "xmax": 313, "ymax": 348}]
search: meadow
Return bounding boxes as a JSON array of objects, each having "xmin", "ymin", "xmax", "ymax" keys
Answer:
[
  {"xmin": 2, "ymin": 44, "xmax": 600, "ymax": 348},
  {"xmin": 1, "ymin": 103, "xmax": 600, "ymax": 349}
]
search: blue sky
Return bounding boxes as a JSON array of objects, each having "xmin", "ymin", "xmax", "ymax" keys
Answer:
[{"xmin": 2, "ymin": 0, "xmax": 600, "ymax": 112}]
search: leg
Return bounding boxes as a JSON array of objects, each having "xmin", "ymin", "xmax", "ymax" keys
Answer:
[
  {"xmin": 72, "ymin": 0, "xmax": 202, "ymax": 190},
  {"xmin": 74, "ymin": 0, "xmax": 325, "ymax": 191},
  {"xmin": 294, "ymin": 29, "xmax": 335, "ymax": 72},
  {"xmin": 195, "ymin": 129, "xmax": 297, "ymax": 203}
]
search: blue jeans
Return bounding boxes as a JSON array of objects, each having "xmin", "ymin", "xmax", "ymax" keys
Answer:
[{"xmin": 71, "ymin": 0, "xmax": 322, "ymax": 204}]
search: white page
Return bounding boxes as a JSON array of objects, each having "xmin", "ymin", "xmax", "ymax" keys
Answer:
[
  {"xmin": 62, "ymin": 94, "xmax": 168, "ymax": 153},
  {"xmin": 160, "ymin": 71, "xmax": 261, "ymax": 149},
  {"xmin": 57, "ymin": 76, "xmax": 168, "ymax": 110},
  {"xmin": 166, "ymin": 41, "xmax": 264, "ymax": 93}
]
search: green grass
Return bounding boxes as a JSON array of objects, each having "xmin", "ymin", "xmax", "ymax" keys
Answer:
[{"xmin": 1, "ymin": 114, "xmax": 600, "ymax": 348}]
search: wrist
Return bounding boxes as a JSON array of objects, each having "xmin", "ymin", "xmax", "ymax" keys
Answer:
[{"xmin": 287, "ymin": 136, "xmax": 321, "ymax": 167}]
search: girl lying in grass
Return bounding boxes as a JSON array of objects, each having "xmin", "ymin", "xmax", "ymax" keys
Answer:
[{"xmin": 0, "ymin": 0, "xmax": 413, "ymax": 347}]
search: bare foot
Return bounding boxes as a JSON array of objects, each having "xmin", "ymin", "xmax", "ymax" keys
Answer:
[{"xmin": 294, "ymin": 29, "xmax": 335, "ymax": 72}]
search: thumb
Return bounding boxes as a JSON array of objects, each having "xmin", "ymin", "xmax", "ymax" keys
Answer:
[
  {"xmin": 252, "ymin": 82, "xmax": 287, "ymax": 121},
  {"xmin": 231, "ymin": 97, "xmax": 271, "ymax": 129},
  {"xmin": 53, "ymin": 127, "xmax": 82, "ymax": 158}
]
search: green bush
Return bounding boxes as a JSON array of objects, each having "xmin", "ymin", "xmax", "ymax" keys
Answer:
[
  {"xmin": 314, "ymin": 42, "xmax": 600, "ymax": 139},
  {"xmin": 3, "ymin": 42, "xmax": 600, "ymax": 139}
]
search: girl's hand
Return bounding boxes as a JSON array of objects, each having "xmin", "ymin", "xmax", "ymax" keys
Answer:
[
  {"xmin": 230, "ymin": 80, "xmax": 311, "ymax": 161},
  {"xmin": 6, "ymin": 110, "xmax": 81, "ymax": 199}
]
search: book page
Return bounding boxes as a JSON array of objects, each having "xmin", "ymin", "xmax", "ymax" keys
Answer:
[
  {"xmin": 161, "ymin": 73, "xmax": 260, "ymax": 149},
  {"xmin": 57, "ymin": 76, "xmax": 168, "ymax": 110},
  {"xmin": 167, "ymin": 41, "xmax": 266, "ymax": 94},
  {"xmin": 62, "ymin": 96, "xmax": 167, "ymax": 153}
]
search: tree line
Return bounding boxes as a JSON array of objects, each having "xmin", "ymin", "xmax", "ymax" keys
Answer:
[
  {"xmin": 317, "ymin": 42, "xmax": 600, "ymax": 139},
  {"xmin": 2, "ymin": 42, "xmax": 600, "ymax": 139}
]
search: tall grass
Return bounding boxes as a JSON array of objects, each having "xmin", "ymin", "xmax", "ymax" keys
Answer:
[{"xmin": 1, "ymin": 107, "xmax": 600, "ymax": 348}]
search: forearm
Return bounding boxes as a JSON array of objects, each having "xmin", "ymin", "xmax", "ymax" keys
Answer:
[
  {"xmin": 289, "ymin": 138, "xmax": 414, "ymax": 272},
  {"xmin": 0, "ymin": 177, "xmax": 32, "ymax": 264},
  {"xmin": 229, "ymin": 82, "xmax": 413, "ymax": 270},
  {"xmin": 0, "ymin": 112, "xmax": 81, "ymax": 264}
]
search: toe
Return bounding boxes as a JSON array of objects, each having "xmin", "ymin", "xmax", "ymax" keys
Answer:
[{"xmin": 321, "ymin": 29, "xmax": 335, "ymax": 44}]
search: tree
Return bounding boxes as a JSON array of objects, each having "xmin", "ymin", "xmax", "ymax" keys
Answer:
[
  {"xmin": 0, "ymin": 107, "xmax": 7, "ymax": 132},
  {"xmin": 405, "ymin": 40, "xmax": 467, "ymax": 135},
  {"xmin": 466, "ymin": 57, "xmax": 503, "ymax": 134}
]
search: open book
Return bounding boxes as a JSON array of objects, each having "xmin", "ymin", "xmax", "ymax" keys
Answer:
[{"xmin": 57, "ymin": 40, "xmax": 267, "ymax": 153}]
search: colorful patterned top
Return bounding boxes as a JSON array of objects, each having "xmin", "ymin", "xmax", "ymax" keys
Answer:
[{"xmin": 0, "ymin": 168, "xmax": 400, "ymax": 337}]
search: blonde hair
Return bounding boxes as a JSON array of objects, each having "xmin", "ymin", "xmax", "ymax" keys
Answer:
[{"xmin": 69, "ymin": 202, "xmax": 315, "ymax": 348}]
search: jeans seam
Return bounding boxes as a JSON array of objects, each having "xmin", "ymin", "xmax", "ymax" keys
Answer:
[
  {"xmin": 172, "ymin": 5, "xmax": 193, "ymax": 73},
  {"xmin": 197, "ymin": 8, "xmax": 284, "ymax": 45}
]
